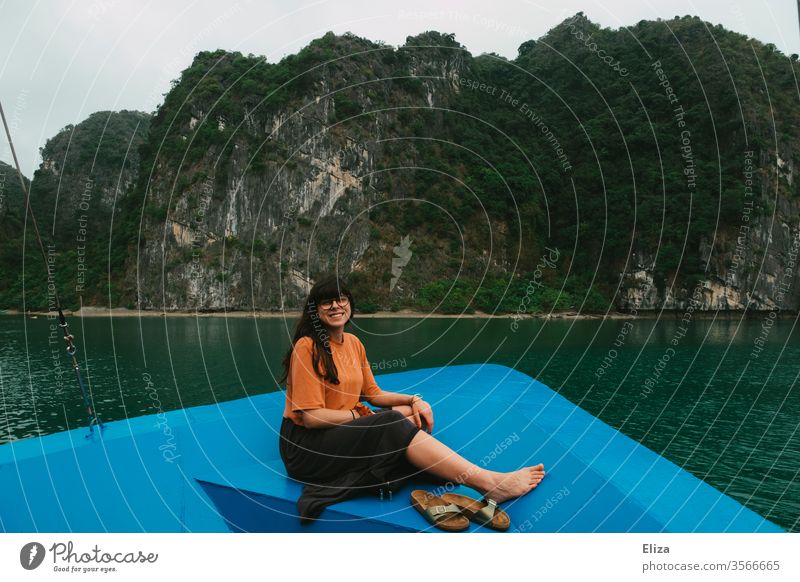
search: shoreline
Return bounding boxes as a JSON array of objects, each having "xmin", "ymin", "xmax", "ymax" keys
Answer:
[
  {"xmin": 2, "ymin": 306, "xmax": 797, "ymax": 320},
  {"xmin": 2, "ymin": 306, "xmax": 614, "ymax": 319}
]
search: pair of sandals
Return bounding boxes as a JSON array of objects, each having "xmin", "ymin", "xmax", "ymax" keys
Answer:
[{"xmin": 410, "ymin": 490, "xmax": 511, "ymax": 531}]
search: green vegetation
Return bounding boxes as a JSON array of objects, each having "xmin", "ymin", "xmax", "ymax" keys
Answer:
[
  {"xmin": 5, "ymin": 16, "xmax": 798, "ymax": 313},
  {"xmin": 0, "ymin": 112, "xmax": 150, "ymax": 310}
]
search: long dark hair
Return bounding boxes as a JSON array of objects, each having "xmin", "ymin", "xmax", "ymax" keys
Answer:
[{"xmin": 279, "ymin": 274, "xmax": 356, "ymax": 386}]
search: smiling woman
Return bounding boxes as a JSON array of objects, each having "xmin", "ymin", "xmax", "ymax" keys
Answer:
[{"xmin": 277, "ymin": 274, "xmax": 546, "ymax": 523}]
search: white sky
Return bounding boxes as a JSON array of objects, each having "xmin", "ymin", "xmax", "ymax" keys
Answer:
[{"xmin": 1, "ymin": 0, "xmax": 798, "ymax": 175}]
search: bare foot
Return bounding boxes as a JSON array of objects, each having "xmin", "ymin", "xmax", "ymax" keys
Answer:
[{"xmin": 483, "ymin": 463, "xmax": 545, "ymax": 504}]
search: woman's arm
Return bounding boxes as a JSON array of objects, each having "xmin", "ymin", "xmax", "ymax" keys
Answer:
[
  {"xmin": 362, "ymin": 390, "xmax": 417, "ymax": 408},
  {"xmin": 356, "ymin": 339, "xmax": 433, "ymax": 431},
  {"xmin": 300, "ymin": 407, "xmax": 358, "ymax": 429},
  {"xmin": 365, "ymin": 391, "xmax": 434, "ymax": 433}
]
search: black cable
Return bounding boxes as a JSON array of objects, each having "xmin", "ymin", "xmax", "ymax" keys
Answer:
[{"xmin": 1, "ymin": 99, "xmax": 103, "ymax": 432}]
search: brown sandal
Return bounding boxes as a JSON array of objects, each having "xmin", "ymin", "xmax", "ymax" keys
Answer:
[
  {"xmin": 410, "ymin": 490, "xmax": 469, "ymax": 532},
  {"xmin": 441, "ymin": 493, "xmax": 511, "ymax": 531}
]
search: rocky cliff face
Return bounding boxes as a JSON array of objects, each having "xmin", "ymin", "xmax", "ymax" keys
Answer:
[
  {"xmin": 132, "ymin": 32, "xmax": 474, "ymax": 310},
  {"xmin": 8, "ymin": 20, "xmax": 800, "ymax": 313},
  {"xmin": 621, "ymin": 150, "xmax": 799, "ymax": 312}
]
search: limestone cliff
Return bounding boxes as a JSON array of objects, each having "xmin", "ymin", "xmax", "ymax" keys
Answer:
[
  {"xmin": 7, "ymin": 19, "xmax": 800, "ymax": 314},
  {"xmin": 131, "ymin": 32, "xmax": 476, "ymax": 310},
  {"xmin": 620, "ymin": 135, "xmax": 799, "ymax": 312}
]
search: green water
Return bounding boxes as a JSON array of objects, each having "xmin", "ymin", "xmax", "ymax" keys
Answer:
[{"xmin": 1, "ymin": 314, "xmax": 798, "ymax": 531}]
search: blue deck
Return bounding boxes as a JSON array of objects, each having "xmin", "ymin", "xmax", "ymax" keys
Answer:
[{"xmin": 0, "ymin": 364, "xmax": 782, "ymax": 533}]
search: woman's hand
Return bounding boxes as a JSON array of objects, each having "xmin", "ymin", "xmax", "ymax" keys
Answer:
[{"xmin": 411, "ymin": 398, "xmax": 434, "ymax": 433}]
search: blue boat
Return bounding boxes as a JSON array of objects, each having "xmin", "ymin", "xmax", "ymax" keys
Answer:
[{"xmin": 0, "ymin": 363, "xmax": 782, "ymax": 533}]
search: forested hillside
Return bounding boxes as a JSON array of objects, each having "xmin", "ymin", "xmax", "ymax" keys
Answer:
[
  {"xmin": 0, "ymin": 111, "xmax": 149, "ymax": 308},
  {"xmin": 5, "ymin": 14, "xmax": 799, "ymax": 313}
]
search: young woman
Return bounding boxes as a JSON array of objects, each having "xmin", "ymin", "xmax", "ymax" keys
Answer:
[{"xmin": 278, "ymin": 275, "xmax": 545, "ymax": 521}]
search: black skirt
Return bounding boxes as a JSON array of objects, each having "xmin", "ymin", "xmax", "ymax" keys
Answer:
[{"xmin": 279, "ymin": 409, "xmax": 447, "ymax": 522}]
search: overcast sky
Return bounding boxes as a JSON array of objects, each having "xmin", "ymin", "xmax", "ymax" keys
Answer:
[{"xmin": 1, "ymin": 0, "xmax": 798, "ymax": 175}]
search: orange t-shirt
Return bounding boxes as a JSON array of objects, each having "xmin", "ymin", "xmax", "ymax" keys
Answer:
[{"xmin": 283, "ymin": 333, "xmax": 382, "ymax": 426}]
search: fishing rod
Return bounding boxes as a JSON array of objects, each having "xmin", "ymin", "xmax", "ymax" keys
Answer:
[{"xmin": 0, "ymin": 99, "xmax": 103, "ymax": 435}]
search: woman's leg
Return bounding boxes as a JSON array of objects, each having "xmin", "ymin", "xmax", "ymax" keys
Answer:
[
  {"xmin": 404, "ymin": 430, "xmax": 545, "ymax": 504},
  {"xmin": 281, "ymin": 410, "xmax": 420, "ymax": 482}
]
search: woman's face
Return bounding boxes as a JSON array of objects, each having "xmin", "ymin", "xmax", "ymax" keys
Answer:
[{"xmin": 316, "ymin": 294, "xmax": 351, "ymax": 331}]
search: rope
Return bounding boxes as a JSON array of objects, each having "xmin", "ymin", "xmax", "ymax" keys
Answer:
[{"xmin": 0, "ymin": 99, "xmax": 103, "ymax": 433}]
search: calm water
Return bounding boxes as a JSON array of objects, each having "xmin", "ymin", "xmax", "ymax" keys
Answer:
[{"xmin": 1, "ymin": 314, "xmax": 798, "ymax": 531}]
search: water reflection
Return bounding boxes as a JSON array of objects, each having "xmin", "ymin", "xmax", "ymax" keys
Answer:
[{"xmin": 0, "ymin": 314, "xmax": 798, "ymax": 530}]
